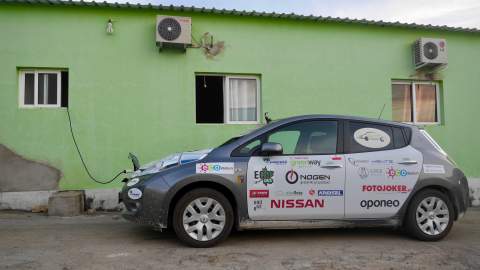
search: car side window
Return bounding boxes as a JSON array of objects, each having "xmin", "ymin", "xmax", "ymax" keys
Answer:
[
  {"xmin": 236, "ymin": 139, "xmax": 262, "ymax": 156},
  {"xmin": 267, "ymin": 121, "xmax": 338, "ymax": 155},
  {"xmin": 348, "ymin": 122, "xmax": 394, "ymax": 153},
  {"xmin": 267, "ymin": 130, "xmax": 301, "ymax": 154}
]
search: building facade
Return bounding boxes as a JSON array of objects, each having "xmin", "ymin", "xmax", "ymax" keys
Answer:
[{"xmin": 1, "ymin": 1, "xmax": 479, "ymax": 208}]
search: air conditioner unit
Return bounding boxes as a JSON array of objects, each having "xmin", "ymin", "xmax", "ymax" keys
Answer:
[
  {"xmin": 413, "ymin": 38, "xmax": 447, "ymax": 70},
  {"xmin": 156, "ymin": 16, "xmax": 191, "ymax": 51}
]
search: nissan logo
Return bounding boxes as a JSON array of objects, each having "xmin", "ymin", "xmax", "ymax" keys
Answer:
[{"xmin": 285, "ymin": 170, "xmax": 298, "ymax": 184}]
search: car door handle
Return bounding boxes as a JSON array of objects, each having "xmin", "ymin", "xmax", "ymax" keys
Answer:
[
  {"xmin": 321, "ymin": 164, "xmax": 343, "ymax": 169},
  {"xmin": 397, "ymin": 160, "xmax": 418, "ymax": 165}
]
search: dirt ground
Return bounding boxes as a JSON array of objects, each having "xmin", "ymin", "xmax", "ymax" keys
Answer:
[{"xmin": 0, "ymin": 209, "xmax": 479, "ymax": 270}]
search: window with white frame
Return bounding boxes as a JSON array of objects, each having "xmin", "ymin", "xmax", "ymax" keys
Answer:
[
  {"xmin": 196, "ymin": 74, "xmax": 260, "ymax": 124},
  {"xmin": 19, "ymin": 70, "xmax": 69, "ymax": 108},
  {"xmin": 391, "ymin": 81, "xmax": 440, "ymax": 124}
]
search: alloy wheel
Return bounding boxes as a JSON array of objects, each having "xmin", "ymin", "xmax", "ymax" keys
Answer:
[
  {"xmin": 416, "ymin": 196, "xmax": 450, "ymax": 236},
  {"xmin": 182, "ymin": 197, "xmax": 226, "ymax": 241}
]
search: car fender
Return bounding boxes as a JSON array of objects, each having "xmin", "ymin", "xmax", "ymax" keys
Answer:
[
  {"xmin": 161, "ymin": 165, "xmax": 243, "ymax": 227},
  {"xmin": 395, "ymin": 173, "xmax": 463, "ymax": 222}
]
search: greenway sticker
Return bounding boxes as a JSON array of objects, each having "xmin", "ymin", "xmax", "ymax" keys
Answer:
[{"xmin": 353, "ymin": 128, "xmax": 391, "ymax": 149}]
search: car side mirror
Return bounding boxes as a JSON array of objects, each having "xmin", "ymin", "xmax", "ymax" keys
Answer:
[{"xmin": 260, "ymin": 142, "xmax": 283, "ymax": 156}]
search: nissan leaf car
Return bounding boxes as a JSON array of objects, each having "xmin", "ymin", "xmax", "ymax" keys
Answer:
[{"xmin": 119, "ymin": 115, "xmax": 469, "ymax": 247}]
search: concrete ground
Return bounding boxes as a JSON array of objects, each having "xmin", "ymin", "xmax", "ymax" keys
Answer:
[{"xmin": 0, "ymin": 210, "xmax": 479, "ymax": 270}]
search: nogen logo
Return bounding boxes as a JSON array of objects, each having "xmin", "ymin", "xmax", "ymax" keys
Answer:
[
  {"xmin": 285, "ymin": 170, "xmax": 330, "ymax": 185},
  {"xmin": 360, "ymin": 199, "xmax": 400, "ymax": 209}
]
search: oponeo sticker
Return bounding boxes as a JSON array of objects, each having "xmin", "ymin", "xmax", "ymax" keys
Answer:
[
  {"xmin": 126, "ymin": 178, "xmax": 140, "ymax": 187},
  {"xmin": 127, "ymin": 188, "xmax": 142, "ymax": 200},
  {"xmin": 196, "ymin": 162, "xmax": 234, "ymax": 174},
  {"xmin": 423, "ymin": 164, "xmax": 446, "ymax": 174},
  {"xmin": 353, "ymin": 128, "xmax": 391, "ymax": 148}
]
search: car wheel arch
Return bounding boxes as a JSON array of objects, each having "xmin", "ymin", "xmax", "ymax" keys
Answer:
[
  {"xmin": 400, "ymin": 182, "xmax": 458, "ymax": 222},
  {"xmin": 165, "ymin": 179, "xmax": 239, "ymax": 229}
]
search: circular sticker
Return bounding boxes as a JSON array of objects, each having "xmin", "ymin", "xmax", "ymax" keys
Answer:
[
  {"xmin": 353, "ymin": 128, "xmax": 391, "ymax": 149},
  {"xmin": 127, "ymin": 188, "xmax": 143, "ymax": 200},
  {"xmin": 285, "ymin": 170, "xmax": 299, "ymax": 184},
  {"xmin": 126, "ymin": 178, "xmax": 140, "ymax": 187}
]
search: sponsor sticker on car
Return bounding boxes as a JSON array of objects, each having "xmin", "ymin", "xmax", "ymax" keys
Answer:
[
  {"xmin": 423, "ymin": 164, "xmax": 446, "ymax": 174},
  {"xmin": 196, "ymin": 163, "xmax": 234, "ymax": 174},
  {"xmin": 317, "ymin": 190, "xmax": 344, "ymax": 196},
  {"xmin": 249, "ymin": 190, "xmax": 269, "ymax": 198}
]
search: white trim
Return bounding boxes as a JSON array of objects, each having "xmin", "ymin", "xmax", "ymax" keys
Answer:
[
  {"xmin": 224, "ymin": 75, "xmax": 261, "ymax": 124},
  {"xmin": 392, "ymin": 80, "xmax": 440, "ymax": 125},
  {"xmin": 19, "ymin": 70, "xmax": 62, "ymax": 108}
]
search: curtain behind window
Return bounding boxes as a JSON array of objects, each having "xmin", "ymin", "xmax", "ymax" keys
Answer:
[
  {"xmin": 229, "ymin": 78, "xmax": 257, "ymax": 121},
  {"xmin": 392, "ymin": 83, "xmax": 412, "ymax": 122},
  {"xmin": 415, "ymin": 84, "xmax": 437, "ymax": 122}
]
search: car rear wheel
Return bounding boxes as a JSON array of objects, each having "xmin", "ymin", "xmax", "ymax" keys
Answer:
[
  {"xmin": 172, "ymin": 188, "xmax": 233, "ymax": 247},
  {"xmin": 405, "ymin": 189, "xmax": 454, "ymax": 241}
]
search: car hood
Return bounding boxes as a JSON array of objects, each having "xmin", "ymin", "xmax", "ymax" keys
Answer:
[{"xmin": 130, "ymin": 148, "xmax": 212, "ymax": 178}]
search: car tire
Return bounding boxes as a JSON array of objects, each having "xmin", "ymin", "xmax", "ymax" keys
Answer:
[
  {"xmin": 405, "ymin": 188, "xmax": 454, "ymax": 241},
  {"xmin": 172, "ymin": 188, "xmax": 234, "ymax": 248}
]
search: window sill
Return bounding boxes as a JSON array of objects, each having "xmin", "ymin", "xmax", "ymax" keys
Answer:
[
  {"xmin": 401, "ymin": 121, "xmax": 441, "ymax": 126},
  {"xmin": 19, "ymin": 105, "xmax": 65, "ymax": 109}
]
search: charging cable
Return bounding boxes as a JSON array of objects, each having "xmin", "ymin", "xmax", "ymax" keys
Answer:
[{"xmin": 66, "ymin": 107, "xmax": 125, "ymax": 184}]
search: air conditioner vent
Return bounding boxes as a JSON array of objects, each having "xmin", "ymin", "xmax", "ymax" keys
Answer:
[
  {"xmin": 157, "ymin": 18, "xmax": 182, "ymax": 41},
  {"xmin": 156, "ymin": 15, "xmax": 191, "ymax": 51}
]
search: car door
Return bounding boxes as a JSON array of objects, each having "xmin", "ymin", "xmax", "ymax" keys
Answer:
[
  {"xmin": 344, "ymin": 121, "xmax": 423, "ymax": 218},
  {"xmin": 245, "ymin": 120, "xmax": 346, "ymax": 220}
]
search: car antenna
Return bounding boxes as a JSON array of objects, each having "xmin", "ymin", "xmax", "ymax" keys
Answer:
[
  {"xmin": 264, "ymin": 112, "xmax": 272, "ymax": 123},
  {"xmin": 377, "ymin": 103, "xmax": 386, "ymax": 120}
]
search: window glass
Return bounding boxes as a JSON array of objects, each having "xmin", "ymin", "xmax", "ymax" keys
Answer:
[
  {"xmin": 228, "ymin": 78, "xmax": 257, "ymax": 122},
  {"xmin": 391, "ymin": 81, "xmax": 439, "ymax": 124},
  {"xmin": 38, "ymin": 73, "xmax": 58, "ymax": 105},
  {"xmin": 24, "ymin": 73, "xmax": 35, "ymax": 105},
  {"xmin": 415, "ymin": 84, "xmax": 437, "ymax": 123},
  {"xmin": 349, "ymin": 122, "xmax": 393, "ymax": 153},
  {"xmin": 268, "ymin": 130, "xmax": 301, "ymax": 155},
  {"xmin": 236, "ymin": 139, "xmax": 261, "ymax": 156},
  {"xmin": 392, "ymin": 83, "xmax": 412, "ymax": 122},
  {"xmin": 393, "ymin": 127, "xmax": 407, "ymax": 148},
  {"xmin": 267, "ymin": 121, "xmax": 337, "ymax": 155}
]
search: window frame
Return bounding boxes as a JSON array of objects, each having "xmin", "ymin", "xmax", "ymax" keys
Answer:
[
  {"xmin": 19, "ymin": 70, "xmax": 62, "ymax": 108},
  {"xmin": 392, "ymin": 80, "xmax": 440, "ymax": 125},
  {"xmin": 195, "ymin": 73, "xmax": 261, "ymax": 125}
]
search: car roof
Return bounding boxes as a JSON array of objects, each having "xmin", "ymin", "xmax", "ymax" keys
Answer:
[{"xmin": 270, "ymin": 114, "xmax": 415, "ymax": 128}]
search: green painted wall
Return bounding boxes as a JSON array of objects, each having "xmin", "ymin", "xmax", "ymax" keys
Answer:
[{"xmin": 1, "ymin": 4, "xmax": 479, "ymax": 190}]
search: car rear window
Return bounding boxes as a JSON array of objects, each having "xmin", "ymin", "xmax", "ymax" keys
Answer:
[{"xmin": 348, "ymin": 122, "xmax": 394, "ymax": 153}]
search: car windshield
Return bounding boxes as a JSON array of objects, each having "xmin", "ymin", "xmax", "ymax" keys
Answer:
[{"xmin": 218, "ymin": 121, "xmax": 276, "ymax": 147}]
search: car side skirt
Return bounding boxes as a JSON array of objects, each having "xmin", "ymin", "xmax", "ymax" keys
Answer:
[{"xmin": 238, "ymin": 218, "xmax": 401, "ymax": 230}]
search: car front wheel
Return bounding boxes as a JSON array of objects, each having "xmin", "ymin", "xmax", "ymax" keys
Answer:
[
  {"xmin": 405, "ymin": 188, "xmax": 454, "ymax": 241},
  {"xmin": 172, "ymin": 188, "xmax": 233, "ymax": 247}
]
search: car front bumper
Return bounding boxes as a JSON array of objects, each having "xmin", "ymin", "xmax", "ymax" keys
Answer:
[{"xmin": 119, "ymin": 175, "xmax": 170, "ymax": 229}]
